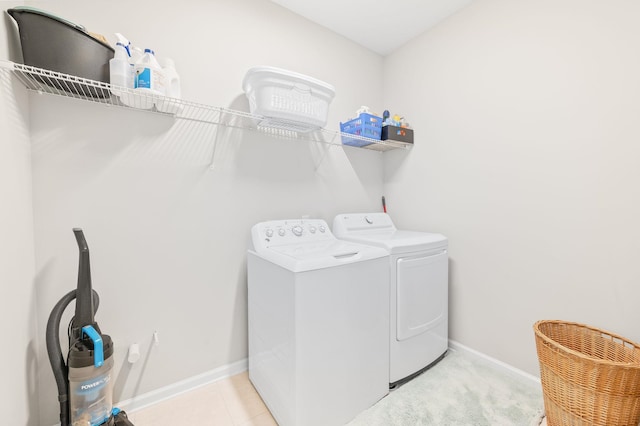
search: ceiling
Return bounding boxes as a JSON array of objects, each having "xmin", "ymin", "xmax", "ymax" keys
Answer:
[{"xmin": 270, "ymin": 0, "xmax": 474, "ymax": 56}]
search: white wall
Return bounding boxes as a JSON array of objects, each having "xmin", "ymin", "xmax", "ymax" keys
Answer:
[
  {"xmin": 0, "ymin": 2, "xmax": 38, "ymax": 425},
  {"xmin": 13, "ymin": 0, "xmax": 640, "ymax": 423},
  {"xmin": 14, "ymin": 0, "xmax": 385, "ymax": 424},
  {"xmin": 383, "ymin": 0, "xmax": 640, "ymax": 375}
]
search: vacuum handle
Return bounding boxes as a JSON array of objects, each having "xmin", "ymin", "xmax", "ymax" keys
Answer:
[
  {"xmin": 73, "ymin": 228, "xmax": 89, "ymax": 252},
  {"xmin": 82, "ymin": 325, "xmax": 104, "ymax": 367},
  {"xmin": 73, "ymin": 228, "xmax": 95, "ymax": 330}
]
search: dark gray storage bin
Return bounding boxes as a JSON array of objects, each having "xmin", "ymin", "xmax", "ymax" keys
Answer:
[{"xmin": 7, "ymin": 7, "xmax": 114, "ymax": 98}]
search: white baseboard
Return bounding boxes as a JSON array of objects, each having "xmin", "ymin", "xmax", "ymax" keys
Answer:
[
  {"xmin": 448, "ymin": 340, "xmax": 541, "ymax": 385},
  {"xmin": 115, "ymin": 343, "xmax": 538, "ymax": 416},
  {"xmin": 116, "ymin": 357, "xmax": 248, "ymax": 414},
  {"xmin": 60, "ymin": 343, "xmax": 536, "ymax": 421}
]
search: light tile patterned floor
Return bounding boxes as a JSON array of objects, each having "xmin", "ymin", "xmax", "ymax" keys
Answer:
[
  {"xmin": 124, "ymin": 367, "xmax": 546, "ymax": 426},
  {"xmin": 126, "ymin": 372, "xmax": 277, "ymax": 426}
]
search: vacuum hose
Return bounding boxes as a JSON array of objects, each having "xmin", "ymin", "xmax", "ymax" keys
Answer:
[{"xmin": 46, "ymin": 289, "xmax": 100, "ymax": 426}]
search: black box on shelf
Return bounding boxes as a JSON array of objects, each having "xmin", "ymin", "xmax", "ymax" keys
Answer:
[{"xmin": 381, "ymin": 126, "xmax": 414, "ymax": 144}]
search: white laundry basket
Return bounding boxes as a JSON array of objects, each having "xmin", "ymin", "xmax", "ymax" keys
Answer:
[{"xmin": 242, "ymin": 66, "xmax": 335, "ymax": 132}]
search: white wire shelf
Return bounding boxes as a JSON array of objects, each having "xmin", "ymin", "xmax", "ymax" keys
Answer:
[{"xmin": 0, "ymin": 60, "xmax": 411, "ymax": 151}]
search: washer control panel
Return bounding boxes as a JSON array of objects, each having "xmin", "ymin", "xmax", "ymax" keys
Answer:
[{"xmin": 251, "ymin": 219, "xmax": 333, "ymax": 251}]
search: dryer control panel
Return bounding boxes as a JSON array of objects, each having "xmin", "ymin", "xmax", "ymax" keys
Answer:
[
  {"xmin": 333, "ymin": 213, "xmax": 396, "ymax": 235},
  {"xmin": 251, "ymin": 219, "xmax": 335, "ymax": 251}
]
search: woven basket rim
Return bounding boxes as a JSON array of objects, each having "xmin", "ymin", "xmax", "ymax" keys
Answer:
[{"xmin": 534, "ymin": 319, "xmax": 640, "ymax": 367}]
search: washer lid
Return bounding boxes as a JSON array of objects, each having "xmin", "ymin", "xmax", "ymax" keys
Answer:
[
  {"xmin": 251, "ymin": 240, "xmax": 387, "ymax": 272},
  {"xmin": 333, "ymin": 213, "xmax": 447, "ymax": 254},
  {"xmin": 270, "ymin": 240, "xmax": 387, "ymax": 272}
]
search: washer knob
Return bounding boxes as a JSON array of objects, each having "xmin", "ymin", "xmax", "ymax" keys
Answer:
[
  {"xmin": 278, "ymin": 228, "xmax": 286, "ymax": 237},
  {"xmin": 319, "ymin": 225, "xmax": 326, "ymax": 233},
  {"xmin": 265, "ymin": 229, "xmax": 274, "ymax": 238},
  {"xmin": 292, "ymin": 225, "xmax": 303, "ymax": 236},
  {"xmin": 309, "ymin": 226, "xmax": 317, "ymax": 234},
  {"xmin": 365, "ymin": 216, "xmax": 373, "ymax": 224}
]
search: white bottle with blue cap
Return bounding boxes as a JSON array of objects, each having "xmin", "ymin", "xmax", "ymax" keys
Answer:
[
  {"xmin": 135, "ymin": 49, "xmax": 165, "ymax": 93},
  {"xmin": 133, "ymin": 48, "xmax": 165, "ymax": 109}
]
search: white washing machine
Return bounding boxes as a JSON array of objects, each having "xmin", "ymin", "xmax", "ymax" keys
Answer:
[
  {"xmin": 333, "ymin": 213, "xmax": 449, "ymax": 386},
  {"xmin": 247, "ymin": 218, "xmax": 389, "ymax": 426}
]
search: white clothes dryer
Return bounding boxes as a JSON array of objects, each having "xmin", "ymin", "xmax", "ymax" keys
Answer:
[
  {"xmin": 333, "ymin": 213, "xmax": 448, "ymax": 386},
  {"xmin": 247, "ymin": 218, "xmax": 389, "ymax": 426}
]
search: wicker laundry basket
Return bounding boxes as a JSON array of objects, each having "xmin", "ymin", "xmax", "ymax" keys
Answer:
[{"xmin": 534, "ymin": 320, "xmax": 640, "ymax": 425}]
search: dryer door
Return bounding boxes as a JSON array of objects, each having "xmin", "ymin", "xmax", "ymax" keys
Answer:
[{"xmin": 396, "ymin": 250, "xmax": 448, "ymax": 341}]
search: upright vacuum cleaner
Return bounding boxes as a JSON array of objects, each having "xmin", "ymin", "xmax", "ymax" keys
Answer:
[{"xmin": 46, "ymin": 229, "xmax": 134, "ymax": 426}]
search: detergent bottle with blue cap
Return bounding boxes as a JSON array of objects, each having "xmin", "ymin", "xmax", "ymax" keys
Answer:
[{"xmin": 134, "ymin": 48, "xmax": 165, "ymax": 95}]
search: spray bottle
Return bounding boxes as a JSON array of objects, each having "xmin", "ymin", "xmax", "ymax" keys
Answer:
[
  {"xmin": 110, "ymin": 34, "xmax": 137, "ymax": 107},
  {"xmin": 109, "ymin": 42, "xmax": 132, "ymax": 95}
]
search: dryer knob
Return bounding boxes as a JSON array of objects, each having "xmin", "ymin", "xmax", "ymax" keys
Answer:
[
  {"xmin": 319, "ymin": 225, "xmax": 326, "ymax": 233},
  {"xmin": 292, "ymin": 225, "xmax": 303, "ymax": 236},
  {"xmin": 265, "ymin": 229, "xmax": 274, "ymax": 238},
  {"xmin": 365, "ymin": 216, "xmax": 373, "ymax": 224},
  {"xmin": 278, "ymin": 228, "xmax": 286, "ymax": 237}
]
